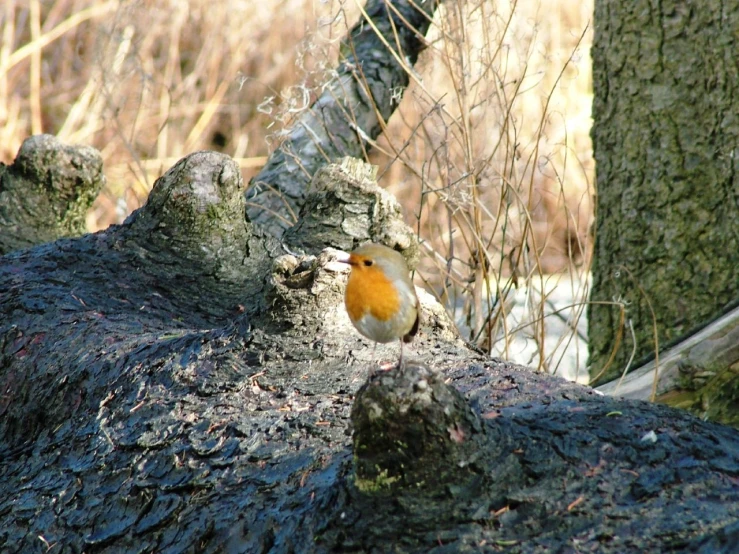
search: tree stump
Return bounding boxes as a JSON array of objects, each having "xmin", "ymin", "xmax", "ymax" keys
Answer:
[{"xmin": 0, "ymin": 134, "xmax": 104, "ymax": 254}]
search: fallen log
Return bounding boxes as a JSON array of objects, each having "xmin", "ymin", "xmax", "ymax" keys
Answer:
[
  {"xmin": 2, "ymin": 0, "xmax": 738, "ymax": 550},
  {"xmin": 597, "ymin": 304, "xmax": 739, "ymax": 427},
  {"xmin": 1, "ymin": 146, "xmax": 737, "ymax": 553}
]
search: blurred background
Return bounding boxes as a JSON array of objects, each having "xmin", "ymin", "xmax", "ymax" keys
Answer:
[{"xmin": 0, "ymin": 0, "xmax": 594, "ymax": 382}]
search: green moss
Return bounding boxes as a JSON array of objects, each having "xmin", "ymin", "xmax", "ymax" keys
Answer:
[
  {"xmin": 353, "ymin": 467, "xmax": 400, "ymax": 492},
  {"xmin": 660, "ymin": 365, "xmax": 739, "ymax": 428}
]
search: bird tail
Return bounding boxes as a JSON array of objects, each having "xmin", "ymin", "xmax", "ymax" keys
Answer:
[{"xmin": 402, "ymin": 313, "xmax": 420, "ymax": 343}]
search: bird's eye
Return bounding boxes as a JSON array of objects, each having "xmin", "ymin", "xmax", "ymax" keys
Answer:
[{"xmin": 363, "ymin": 259, "xmax": 374, "ymax": 267}]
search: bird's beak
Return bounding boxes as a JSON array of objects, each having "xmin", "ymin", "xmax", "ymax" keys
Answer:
[
  {"xmin": 321, "ymin": 248, "xmax": 352, "ymax": 272},
  {"xmin": 334, "ymin": 250, "xmax": 351, "ymax": 264}
]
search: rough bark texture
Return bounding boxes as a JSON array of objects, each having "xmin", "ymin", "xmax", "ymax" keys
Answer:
[
  {"xmin": 1, "ymin": 143, "xmax": 738, "ymax": 553},
  {"xmin": 590, "ymin": 2, "xmax": 739, "ymax": 383},
  {"xmin": 0, "ymin": 134, "xmax": 104, "ymax": 254},
  {"xmin": 246, "ymin": 0, "xmax": 436, "ymax": 237},
  {"xmin": 283, "ymin": 157, "xmax": 419, "ymax": 264}
]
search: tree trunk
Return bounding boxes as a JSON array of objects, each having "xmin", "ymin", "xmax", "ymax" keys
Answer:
[
  {"xmin": 246, "ymin": 0, "xmax": 437, "ymax": 238},
  {"xmin": 590, "ymin": 2, "xmax": 739, "ymax": 387}
]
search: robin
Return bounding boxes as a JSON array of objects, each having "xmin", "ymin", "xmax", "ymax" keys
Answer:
[{"xmin": 336, "ymin": 243, "xmax": 420, "ymax": 366}]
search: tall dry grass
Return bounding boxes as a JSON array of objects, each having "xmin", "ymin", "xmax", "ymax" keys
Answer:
[
  {"xmin": 1, "ymin": 0, "xmax": 594, "ymax": 381},
  {"xmin": 368, "ymin": 0, "xmax": 594, "ymax": 379},
  {"xmin": 1, "ymin": 0, "xmax": 358, "ymax": 226}
]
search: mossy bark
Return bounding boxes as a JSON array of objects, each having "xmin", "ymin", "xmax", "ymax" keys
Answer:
[
  {"xmin": 590, "ymin": 1, "xmax": 739, "ymax": 383},
  {"xmin": 0, "ymin": 134, "xmax": 104, "ymax": 254}
]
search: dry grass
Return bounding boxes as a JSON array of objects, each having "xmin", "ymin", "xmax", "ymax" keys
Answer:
[
  {"xmin": 1, "ymin": 0, "xmax": 358, "ymax": 226},
  {"xmin": 1, "ymin": 0, "xmax": 594, "ymax": 381},
  {"xmin": 368, "ymin": 0, "xmax": 594, "ymax": 379}
]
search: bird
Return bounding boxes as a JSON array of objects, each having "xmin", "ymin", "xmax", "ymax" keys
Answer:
[{"xmin": 336, "ymin": 243, "xmax": 420, "ymax": 367}]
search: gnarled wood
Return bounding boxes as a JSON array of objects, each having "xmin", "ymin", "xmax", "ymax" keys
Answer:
[
  {"xmin": 0, "ymin": 134, "xmax": 104, "ymax": 254},
  {"xmin": 1, "ymin": 145, "xmax": 737, "ymax": 553}
]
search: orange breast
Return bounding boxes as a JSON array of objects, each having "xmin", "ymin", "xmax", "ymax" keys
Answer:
[{"xmin": 345, "ymin": 265, "xmax": 400, "ymax": 322}]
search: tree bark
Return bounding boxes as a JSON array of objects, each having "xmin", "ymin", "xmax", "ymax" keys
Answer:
[
  {"xmin": 247, "ymin": 0, "xmax": 436, "ymax": 238},
  {"xmin": 0, "ymin": 134, "xmax": 104, "ymax": 254},
  {"xmin": 1, "ymin": 141, "xmax": 738, "ymax": 553},
  {"xmin": 590, "ymin": 2, "xmax": 739, "ymax": 386}
]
